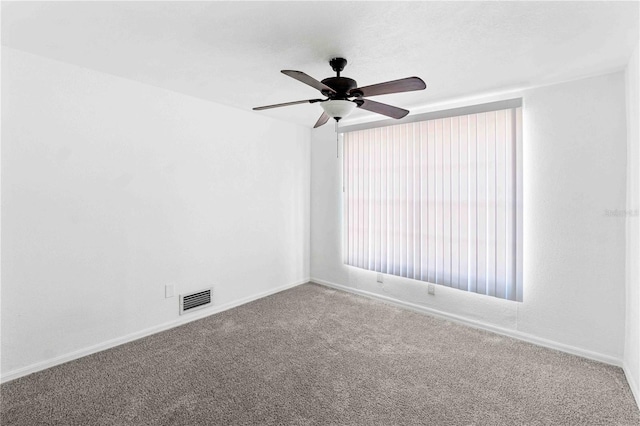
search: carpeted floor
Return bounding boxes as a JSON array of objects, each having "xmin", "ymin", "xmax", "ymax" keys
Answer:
[{"xmin": 1, "ymin": 283, "xmax": 638, "ymax": 425}]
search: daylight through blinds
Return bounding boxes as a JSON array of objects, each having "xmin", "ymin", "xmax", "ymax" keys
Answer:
[{"xmin": 343, "ymin": 106, "xmax": 523, "ymax": 301}]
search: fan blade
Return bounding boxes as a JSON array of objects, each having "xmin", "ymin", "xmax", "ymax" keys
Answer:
[
  {"xmin": 253, "ymin": 99, "xmax": 323, "ymax": 111},
  {"xmin": 282, "ymin": 70, "xmax": 336, "ymax": 94},
  {"xmin": 313, "ymin": 112, "xmax": 330, "ymax": 128},
  {"xmin": 356, "ymin": 99, "xmax": 409, "ymax": 119},
  {"xmin": 351, "ymin": 77, "xmax": 426, "ymax": 98}
]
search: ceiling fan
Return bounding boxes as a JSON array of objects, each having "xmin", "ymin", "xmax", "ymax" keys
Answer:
[{"xmin": 253, "ymin": 58, "xmax": 426, "ymax": 128}]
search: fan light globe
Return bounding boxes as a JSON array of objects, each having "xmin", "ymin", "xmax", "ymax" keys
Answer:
[{"xmin": 321, "ymin": 100, "xmax": 357, "ymax": 119}]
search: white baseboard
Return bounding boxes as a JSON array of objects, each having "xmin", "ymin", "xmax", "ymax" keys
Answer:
[
  {"xmin": 623, "ymin": 362, "xmax": 640, "ymax": 410},
  {"xmin": 311, "ymin": 277, "xmax": 623, "ymax": 367},
  {"xmin": 1, "ymin": 279, "xmax": 309, "ymax": 383}
]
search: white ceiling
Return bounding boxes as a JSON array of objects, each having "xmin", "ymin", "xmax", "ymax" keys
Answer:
[{"xmin": 2, "ymin": 1, "xmax": 639, "ymax": 128}]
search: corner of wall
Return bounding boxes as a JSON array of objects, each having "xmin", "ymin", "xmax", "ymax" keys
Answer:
[{"xmin": 624, "ymin": 40, "xmax": 640, "ymax": 409}]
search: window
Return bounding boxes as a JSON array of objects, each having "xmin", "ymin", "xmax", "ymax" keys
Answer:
[{"xmin": 342, "ymin": 100, "xmax": 523, "ymax": 301}]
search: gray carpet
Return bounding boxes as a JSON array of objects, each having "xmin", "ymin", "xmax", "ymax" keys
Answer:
[{"xmin": 1, "ymin": 283, "xmax": 638, "ymax": 425}]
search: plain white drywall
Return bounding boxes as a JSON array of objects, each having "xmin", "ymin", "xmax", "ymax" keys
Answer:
[
  {"xmin": 625, "ymin": 41, "xmax": 640, "ymax": 405},
  {"xmin": 1, "ymin": 48, "xmax": 310, "ymax": 377},
  {"xmin": 311, "ymin": 71, "xmax": 628, "ymax": 361}
]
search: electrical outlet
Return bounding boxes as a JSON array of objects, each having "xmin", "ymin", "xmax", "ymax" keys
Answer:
[
  {"xmin": 428, "ymin": 284, "xmax": 435, "ymax": 295},
  {"xmin": 165, "ymin": 284, "xmax": 175, "ymax": 298},
  {"xmin": 377, "ymin": 273, "xmax": 383, "ymax": 283}
]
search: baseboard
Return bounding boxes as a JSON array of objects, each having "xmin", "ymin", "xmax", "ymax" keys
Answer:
[
  {"xmin": 311, "ymin": 277, "xmax": 622, "ymax": 367},
  {"xmin": 623, "ymin": 362, "xmax": 640, "ymax": 410},
  {"xmin": 1, "ymin": 278, "xmax": 309, "ymax": 383}
]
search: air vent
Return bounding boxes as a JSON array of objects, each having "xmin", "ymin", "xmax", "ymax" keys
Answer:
[{"xmin": 179, "ymin": 288, "xmax": 212, "ymax": 315}]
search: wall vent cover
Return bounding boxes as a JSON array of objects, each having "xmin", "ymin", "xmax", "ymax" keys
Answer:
[{"xmin": 179, "ymin": 288, "xmax": 212, "ymax": 315}]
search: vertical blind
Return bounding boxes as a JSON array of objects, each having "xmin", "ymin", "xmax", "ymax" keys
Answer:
[{"xmin": 343, "ymin": 104, "xmax": 523, "ymax": 301}]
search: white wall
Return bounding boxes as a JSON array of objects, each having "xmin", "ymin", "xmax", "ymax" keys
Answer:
[
  {"xmin": 1, "ymin": 48, "xmax": 310, "ymax": 378},
  {"xmin": 311, "ymin": 71, "xmax": 628, "ymax": 363},
  {"xmin": 625, "ymin": 41, "xmax": 640, "ymax": 405}
]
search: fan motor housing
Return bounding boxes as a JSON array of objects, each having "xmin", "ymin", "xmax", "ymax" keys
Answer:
[{"xmin": 321, "ymin": 77, "xmax": 358, "ymax": 99}]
